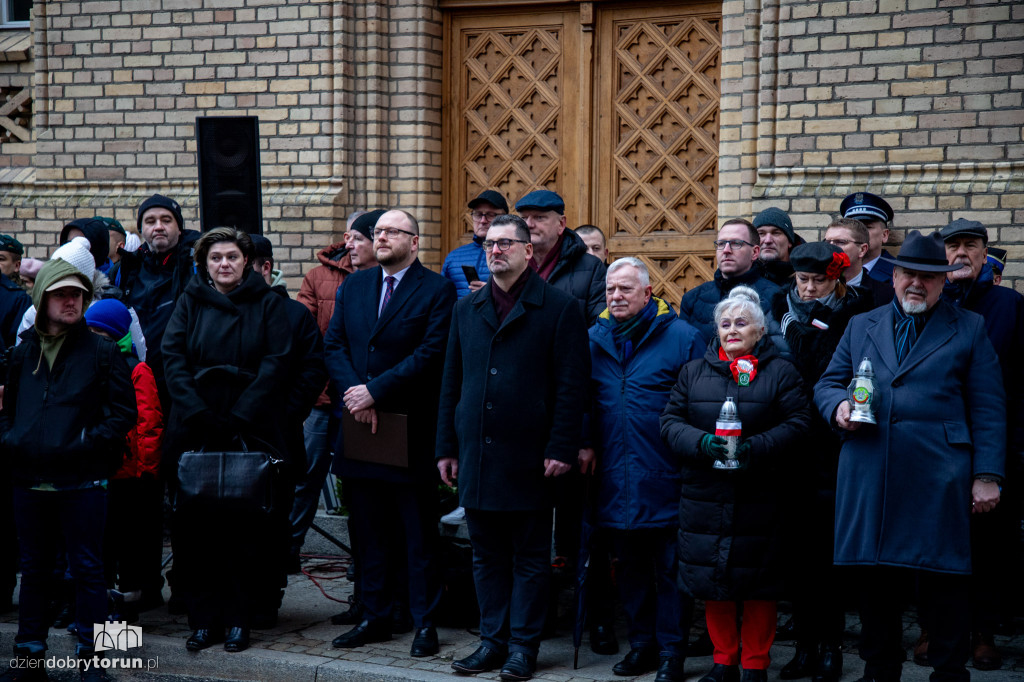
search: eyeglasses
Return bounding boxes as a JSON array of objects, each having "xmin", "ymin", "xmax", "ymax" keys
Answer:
[
  {"xmin": 713, "ymin": 239, "xmax": 754, "ymax": 250},
  {"xmin": 372, "ymin": 227, "xmax": 416, "ymax": 239},
  {"xmin": 825, "ymin": 238, "xmax": 864, "ymax": 247},
  {"xmin": 471, "ymin": 211, "xmax": 502, "ymax": 222},
  {"xmin": 482, "ymin": 238, "xmax": 529, "ymax": 252}
]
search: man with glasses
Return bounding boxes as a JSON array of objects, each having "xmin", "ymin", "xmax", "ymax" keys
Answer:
[
  {"xmin": 515, "ymin": 190, "xmax": 606, "ymax": 324},
  {"xmin": 437, "ymin": 214, "xmax": 589, "ymax": 681},
  {"xmin": 678, "ymin": 219, "xmax": 781, "ymax": 344},
  {"xmin": 840, "ymin": 191, "xmax": 896, "ymax": 284},
  {"xmin": 824, "ymin": 218, "xmax": 893, "ymax": 307},
  {"xmin": 442, "ymin": 190, "xmax": 508, "ymax": 298},
  {"xmin": 325, "ymin": 209, "xmax": 456, "ymax": 660}
]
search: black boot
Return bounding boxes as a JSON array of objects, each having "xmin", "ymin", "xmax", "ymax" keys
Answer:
[
  {"xmin": 812, "ymin": 645, "xmax": 842, "ymax": 682},
  {"xmin": 780, "ymin": 644, "xmax": 817, "ymax": 680},
  {"xmin": 699, "ymin": 663, "xmax": 740, "ymax": 682}
]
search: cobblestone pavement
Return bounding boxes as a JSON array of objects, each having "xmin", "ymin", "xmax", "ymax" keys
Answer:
[{"xmin": 2, "ymin": 549, "xmax": 1022, "ymax": 681}]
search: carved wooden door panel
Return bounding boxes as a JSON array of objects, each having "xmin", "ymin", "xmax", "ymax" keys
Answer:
[
  {"xmin": 443, "ymin": 4, "xmax": 721, "ymax": 302},
  {"xmin": 595, "ymin": 4, "xmax": 722, "ymax": 305},
  {"xmin": 443, "ymin": 11, "xmax": 584, "ymax": 252}
]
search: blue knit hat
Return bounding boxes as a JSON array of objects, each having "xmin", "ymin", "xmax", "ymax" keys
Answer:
[{"xmin": 85, "ymin": 298, "xmax": 132, "ymax": 339}]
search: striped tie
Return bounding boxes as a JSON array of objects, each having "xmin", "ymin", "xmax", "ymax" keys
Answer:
[{"xmin": 379, "ymin": 275, "xmax": 396, "ymax": 316}]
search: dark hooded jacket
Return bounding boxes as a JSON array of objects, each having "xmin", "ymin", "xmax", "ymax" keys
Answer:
[
  {"xmin": 546, "ymin": 228, "xmax": 607, "ymax": 325},
  {"xmin": 161, "ymin": 269, "xmax": 292, "ymax": 461},
  {"xmin": 678, "ymin": 265, "xmax": 782, "ymax": 344},
  {"xmin": 109, "ymin": 229, "xmax": 202, "ymax": 394},
  {"xmin": 660, "ymin": 337, "xmax": 810, "ymax": 600},
  {"xmin": 60, "ymin": 218, "xmax": 110, "ymax": 269},
  {"xmin": 0, "ymin": 260, "xmax": 137, "ymax": 486}
]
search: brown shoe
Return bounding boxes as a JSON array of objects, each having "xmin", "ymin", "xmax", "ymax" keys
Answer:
[
  {"xmin": 912, "ymin": 630, "xmax": 929, "ymax": 667},
  {"xmin": 972, "ymin": 632, "xmax": 1001, "ymax": 671}
]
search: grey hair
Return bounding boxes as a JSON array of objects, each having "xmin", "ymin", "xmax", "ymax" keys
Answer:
[
  {"xmin": 713, "ymin": 285, "xmax": 766, "ymax": 330},
  {"xmin": 607, "ymin": 257, "xmax": 650, "ymax": 287}
]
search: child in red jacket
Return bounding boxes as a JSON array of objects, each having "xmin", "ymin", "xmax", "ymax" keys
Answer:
[{"xmin": 85, "ymin": 298, "xmax": 165, "ymax": 622}]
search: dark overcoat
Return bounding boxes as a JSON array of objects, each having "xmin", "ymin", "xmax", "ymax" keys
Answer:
[
  {"xmin": 324, "ymin": 259, "xmax": 456, "ymax": 484},
  {"xmin": 660, "ymin": 338, "xmax": 810, "ymax": 601},
  {"xmin": 435, "ymin": 269, "xmax": 589, "ymax": 511},
  {"xmin": 813, "ymin": 299, "xmax": 1006, "ymax": 575},
  {"xmin": 161, "ymin": 270, "xmax": 292, "ymax": 460}
]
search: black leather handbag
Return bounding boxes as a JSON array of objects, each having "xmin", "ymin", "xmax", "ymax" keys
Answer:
[{"xmin": 176, "ymin": 436, "xmax": 282, "ymax": 513}]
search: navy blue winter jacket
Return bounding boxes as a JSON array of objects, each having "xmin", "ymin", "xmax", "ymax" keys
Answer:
[
  {"xmin": 588, "ymin": 298, "xmax": 704, "ymax": 529},
  {"xmin": 678, "ymin": 265, "xmax": 782, "ymax": 345}
]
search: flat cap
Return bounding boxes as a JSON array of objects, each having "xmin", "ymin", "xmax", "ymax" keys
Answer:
[
  {"xmin": 515, "ymin": 190, "xmax": 565, "ymax": 214},
  {"xmin": 939, "ymin": 218, "xmax": 988, "ymax": 245}
]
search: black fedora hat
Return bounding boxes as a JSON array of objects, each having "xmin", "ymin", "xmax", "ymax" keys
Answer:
[{"xmin": 879, "ymin": 230, "xmax": 961, "ymax": 272}]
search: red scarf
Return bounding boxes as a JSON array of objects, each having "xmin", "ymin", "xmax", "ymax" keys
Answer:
[{"xmin": 718, "ymin": 346, "xmax": 759, "ymax": 386}]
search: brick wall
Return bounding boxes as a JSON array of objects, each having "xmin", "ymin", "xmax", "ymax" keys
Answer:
[
  {"xmin": 719, "ymin": 0, "xmax": 1024, "ymax": 293},
  {"xmin": 0, "ymin": 0, "xmax": 444, "ymax": 288}
]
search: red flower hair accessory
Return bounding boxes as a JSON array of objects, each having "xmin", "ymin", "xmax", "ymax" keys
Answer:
[{"xmin": 825, "ymin": 251, "xmax": 850, "ymax": 280}]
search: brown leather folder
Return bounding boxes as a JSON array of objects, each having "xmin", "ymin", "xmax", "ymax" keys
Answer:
[{"xmin": 341, "ymin": 410, "xmax": 409, "ymax": 468}]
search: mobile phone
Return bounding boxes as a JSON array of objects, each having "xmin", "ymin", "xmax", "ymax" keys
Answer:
[{"xmin": 461, "ymin": 265, "xmax": 480, "ymax": 282}]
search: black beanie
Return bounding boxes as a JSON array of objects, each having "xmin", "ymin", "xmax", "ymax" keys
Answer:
[
  {"xmin": 137, "ymin": 194, "xmax": 184, "ymax": 233},
  {"xmin": 351, "ymin": 209, "xmax": 387, "ymax": 241}
]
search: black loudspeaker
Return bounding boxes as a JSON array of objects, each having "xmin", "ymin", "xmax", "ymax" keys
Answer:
[{"xmin": 196, "ymin": 116, "xmax": 263, "ymax": 234}]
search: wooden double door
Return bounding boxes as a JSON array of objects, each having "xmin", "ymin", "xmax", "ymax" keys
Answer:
[{"xmin": 443, "ymin": 2, "xmax": 722, "ymax": 302}]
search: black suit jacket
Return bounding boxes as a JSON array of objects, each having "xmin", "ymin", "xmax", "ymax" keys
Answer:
[{"xmin": 324, "ymin": 259, "xmax": 456, "ymax": 483}]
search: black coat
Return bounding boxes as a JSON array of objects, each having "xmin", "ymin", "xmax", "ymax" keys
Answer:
[
  {"xmin": 324, "ymin": 260, "xmax": 456, "ymax": 484},
  {"xmin": 274, "ymin": 286, "xmax": 327, "ymax": 426},
  {"xmin": 161, "ymin": 270, "xmax": 292, "ymax": 460},
  {"xmin": 678, "ymin": 266, "xmax": 782, "ymax": 344},
  {"xmin": 274, "ymin": 286, "xmax": 327, "ymax": 467},
  {"xmin": 1, "ymin": 321, "xmax": 137, "ymax": 487},
  {"xmin": 435, "ymin": 269, "xmax": 589, "ymax": 511},
  {"xmin": 0, "ymin": 273, "xmax": 30, "ymax": 350},
  {"xmin": 660, "ymin": 338, "xmax": 810, "ymax": 601},
  {"xmin": 110, "ymin": 230, "xmax": 201, "ymax": 390},
  {"xmin": 547, "ymin": 229, "xmax": 607, "ymax": 325},
  {"xmin": 855, "ymin": 273, "xmax": 895, "ymax": 308}
]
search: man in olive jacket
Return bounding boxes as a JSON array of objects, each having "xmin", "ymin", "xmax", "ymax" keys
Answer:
[
  {"xmin": 1, "ymin": 258, "xmax": 136, "ymax": 673},
  {"xmin": 436, "ymin": 214, "xmax": 589, "ymax": 681}
]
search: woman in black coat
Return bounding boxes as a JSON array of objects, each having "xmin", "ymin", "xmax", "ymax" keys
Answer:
[
  {"xmin": 660, "ymin": 286, "xmax": 810, "ymax": 682},
  {"xmin": 162, "ymin": 227, "xmax": 292, "ymax": 653},
  {"xmin": 770, "ymin": 242, "xmax": 872, "ymax": 682}
]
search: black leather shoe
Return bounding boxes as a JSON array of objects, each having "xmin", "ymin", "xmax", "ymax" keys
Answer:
[
  {"xmin": 655, "ymin": 655, "xmax": 686, "ymax": 682},
  {"xmin": 185, "ymin": 628, "xmax": 224, "ymax": 651},
  {"xmin": 411, "ymin": 626, "xmax": 439, "ymax": 657},
  {"xmin": 331, "ymin": 619, "xmax": 392, "ymax": 648},
  {"xmin": 330, "ymin": 601, "xmax": 365, "ymax": 625},
  {"xmin": 613, "ymin": 647, "xmax": 660, "ymax": 676},
  {"xmin": 741, "ymin": 670, "xmax": 767, "ymax": 682},
  {"xmin": 780, "ymin": 646, "xmax": 817, "ymax": 679},
  {"xmin": 499, "ymin": 652, "xmax": 536, "ymax": 681},
  {"xmin": 812, "ymin": 645, "xmax": 843, "ymax": 682},
  {"xmin": 590, "ymin": 624, "xmax": 620, "ymax": 655},
  {"xmin": 699, "ymin": 663, "xmax": 741, "ymax": 682},
  {"xmin": 452, "ymin": 645, "xmax": 506, "ymax": 674},
  {"xmin": 224, "ymin": 627, "xmax": 250, "ymax": 653}
]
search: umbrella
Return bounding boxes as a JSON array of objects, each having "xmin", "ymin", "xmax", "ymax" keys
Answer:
[{"xmin": 572, "ymin": 476, "xmax": 597, "ymax": 669}]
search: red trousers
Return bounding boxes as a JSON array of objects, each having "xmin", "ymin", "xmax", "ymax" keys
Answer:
[{"xmin": 705, "ymin": 600, "xmax": 776, "ymax": 669}]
